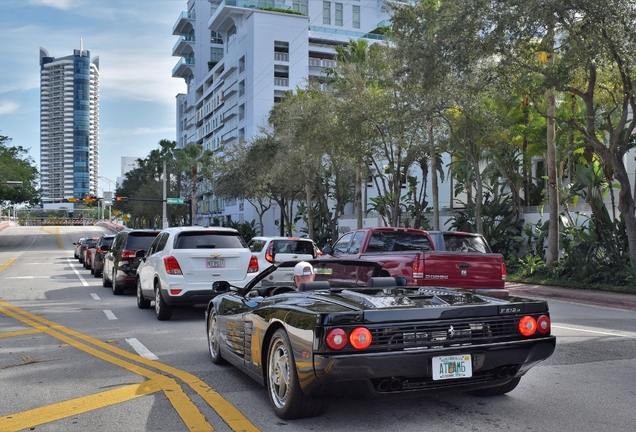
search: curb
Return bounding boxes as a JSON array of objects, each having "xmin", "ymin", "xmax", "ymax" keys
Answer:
[{"xmin": 506, "ymin": 282, "xmax": 636, "ymax": 311}]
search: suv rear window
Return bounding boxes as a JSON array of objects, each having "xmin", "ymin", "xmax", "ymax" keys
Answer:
[
  {"xmin": 126, "ymin": 232, "xmax": 160, "ymax": 250},
  {"xmin": 100, "ymin": 237, "xmax": 114, "ymax": 247},
  {"xmin": 271, "ymin": 240, "xmax": 315, "ymax": 255},
  {"xmin": 174, "ymin": 231, "xmax": 247, "ymax": 249},
  {"xmin": 443, "ymin": 234, "xmax": 491, "ymax": 253}
]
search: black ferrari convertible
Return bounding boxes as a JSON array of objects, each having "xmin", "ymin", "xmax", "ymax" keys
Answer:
[{"xmin": 205, "ymin": 259, "xmax": 556, "ymax": 419}]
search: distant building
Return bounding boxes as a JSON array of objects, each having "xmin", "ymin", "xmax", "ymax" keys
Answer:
[
  {"xmin": 39, "ymin": 42, "xmax": 99, "ymax": 207},
  {"xmin": 173, "ymin": 0, "xmax": 391, "ymax": 229},
  {"xmin": 117, "ymin": 156, "xmax": 140, "ymax": 187}
]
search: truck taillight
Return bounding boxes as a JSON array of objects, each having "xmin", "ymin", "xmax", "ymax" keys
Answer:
[
  {"xmin": 502, "ymin": 262, "xmax": 507, "ymax": 281},
  {"xmin": 413, "ymin": 256, "xmax": 424, "ymax": 279},
  {"xmin": 248, "ymin": 255, "xmax": 259, "ymax": 273},
  {"xmin": 163, "ymin": 256, "xmax": 183, "ymax": 275}
]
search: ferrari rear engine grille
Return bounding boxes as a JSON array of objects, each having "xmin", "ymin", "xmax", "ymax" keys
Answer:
[{"xmin": 369, "ymin": 317, "xmax": 522, "ymax": 350}]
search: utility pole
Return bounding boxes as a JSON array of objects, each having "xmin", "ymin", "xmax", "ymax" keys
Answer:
[{"xmin": 163, "ymin": 161, "xmax": 168, "ymax": 229}]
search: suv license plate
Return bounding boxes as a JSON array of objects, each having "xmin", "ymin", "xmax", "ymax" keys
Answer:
[
  {"xmin": 432, "ymin": 355, "xmax": 472, "ymax": 380},
  {"xmin": 206, "ymin": 258, "xmax": 225, "ymax": 268}
]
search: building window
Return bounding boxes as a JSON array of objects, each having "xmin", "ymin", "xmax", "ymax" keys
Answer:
[
  {"xmin": 239, "ymin": 128, "xmax": 245, "ymax": 143},
  {"xmin": 239, "ymin": 80, "xmax": 245, "ymax": 97},
  {"xmin": 352, "ymin": 5, "xmax": 360, "ymax": 29},
  {"xmin": 323, "ymin": 1, "xmax": 331, "ymax": 25},
  {"xmin": 210, "ymin": 30, "xmax": 223, "ymax": 44},
  {"xmin": 239, "ymin": 104, "xmax": 245, "ymax": 121},
  {"xmin": 239, "ymin": 55, "xmax": 245, "ymax": 73},
  {"xmin": 292, "ymin": 0, "xmax": 308, "ymax": 14},
  {"xmin": 335, "ymin": 3, "xmax": 343, "ymax": 26}
]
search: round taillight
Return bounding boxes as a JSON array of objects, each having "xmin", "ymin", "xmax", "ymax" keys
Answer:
[
  {"xmin": 349, "ymin": 327, "xmax": 372, "ymax": 350},
  {"xmin": 518, "ymin": 316, "xmax": 537, "ymax": 337},
  {"xmin": 537, "ymin": 315, "xmax": 551, "ymax": 334},
  {"xmin": 326, "ymin": 328, "xmax": 347, "ymax": 350}
]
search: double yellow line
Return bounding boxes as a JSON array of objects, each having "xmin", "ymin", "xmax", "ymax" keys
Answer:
[{"xmin": 0, "ymin": 301, "xmax": 259, "ymax": 431}]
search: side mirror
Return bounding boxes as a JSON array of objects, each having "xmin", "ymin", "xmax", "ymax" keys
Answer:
[
  {"xmin": 322, "ymin": 246, "xmax": 333, "ymax": 255},
  {"xmin": 213, "ymin": 281, "xmax": 231, "ymax": 293},
  {"xmin": 135, "ymin": 249, "xmax": 146, "ymax": 258}
]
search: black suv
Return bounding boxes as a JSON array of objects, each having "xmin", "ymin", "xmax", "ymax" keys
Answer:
[
  {"xmin": 102, "ymin": 229, "xmax": 160, "ymax": 295},
  {"xmin": 91, "ymin": 234, "xmax": 115, "ymax": 278}
]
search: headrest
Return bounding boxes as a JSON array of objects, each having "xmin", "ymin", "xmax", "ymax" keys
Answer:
[{"xmin": 298, "ymin": 281, "xmax": 331, "ymax": 292}]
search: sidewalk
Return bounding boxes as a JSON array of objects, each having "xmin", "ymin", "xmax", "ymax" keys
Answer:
[{"xmin": 506, "ymin": 282, "xmax": 636, "ymax": 311}]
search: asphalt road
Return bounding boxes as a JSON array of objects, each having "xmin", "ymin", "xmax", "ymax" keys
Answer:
[{"xmin": 1, "ymin": 225, "xmax": 635, "ymax": 432}]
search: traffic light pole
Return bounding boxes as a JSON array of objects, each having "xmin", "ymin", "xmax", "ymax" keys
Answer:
[{"xmin": 163, "ymin": 161, "xmax": 168, "ymax": 229}]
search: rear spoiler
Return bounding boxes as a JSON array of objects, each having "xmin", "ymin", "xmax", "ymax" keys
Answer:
[{"xmin": 474, "ymin": 288, "xmax": 510, "ymax": 297}]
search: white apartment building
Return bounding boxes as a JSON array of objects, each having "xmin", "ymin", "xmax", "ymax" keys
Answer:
[
  {"xmin": 173, "ymin": 0, "xmax": 391, "ymax": 231},
  {"xmin": 39, "ymin": 43, "xmax": 99, "ymax": 207}
]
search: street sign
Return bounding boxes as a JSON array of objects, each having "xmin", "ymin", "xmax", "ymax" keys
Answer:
[{"xmin": 166, "ymin": 198, "xmax": 184, "ymax": 205}]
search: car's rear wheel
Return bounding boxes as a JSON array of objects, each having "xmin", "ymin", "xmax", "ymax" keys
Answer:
[
  {"xmin": 155, "ymin": 282, "xmax": 172, "ymax": 321},
  {"xmin": 94, "ymin": 267, "xmax": 100, "ymax": 278},
  {"xmin": 137, "ymin": 279, "xmax": 150, "ymax": 309},
  {"xmin": 207, "ymin": 309, "xmax": 226, "ymax": 364},
  {"xmin": 112, "ymin": 270, "xmax": 124, "ymax": 295},
  {"xmin": 102, "ymin": 267, "xmax": 112, "ymax": 287},
  {"xmin": 466, "ymin": 377, "xmax": 521, "ymax": 397},
  {"xmin": 267, "ymin": 329, "xmax": 326, "ymax": 419}
]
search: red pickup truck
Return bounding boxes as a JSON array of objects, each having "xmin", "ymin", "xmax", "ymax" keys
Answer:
[{"xmin": 321, "ymin": 227, "xmax": 506, "ymax": 291}]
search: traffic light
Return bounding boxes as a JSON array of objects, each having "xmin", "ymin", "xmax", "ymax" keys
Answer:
[
  {"xmin": 84, "ymin": 195, "xmax": 98, "ymax": 203},
  {"xmin": 115, "ymin": 196, "xmax": 128, "ymax": 202}
]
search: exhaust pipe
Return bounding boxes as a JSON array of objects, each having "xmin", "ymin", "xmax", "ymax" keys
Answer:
[
  {"xmin": 509, "ymin": 366, "xmax": 518, "ymax": 376},
  {"xmin": 377, "ymin": 379, "xmax": 390, "ymax": 392},
  {"xmin": 497, "ymin": 367, "xmax": 509, "ymax": 379},
  {"xmin": 390, "ymin": 378, "xmax": 402, "ymax": 391}
]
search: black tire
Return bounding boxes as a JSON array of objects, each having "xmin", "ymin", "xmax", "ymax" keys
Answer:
[
  {"xmin": 90, "ymin": 263, "xmax": 94, "ymax": 274},
  {"xmin": 267, "ymin": 329, "xmax": 327, "ymax": 419},
  {"xmin": 112, "ymin": 270, "xmax": 124, "ymax": 295},
  {"xmin": 102, "ymin": 266, "xmax": 112, "ymax": 287},
  {"xmin": 155, "ymin": 282, "xmax": 172, "ymax": 321},
  {"xmin": 94, "ymin": 268, "xmax": 101, "ymax": 278},
  {"xmin": 467, "ymin": 377, "xmax": 521, "ymax": 397},
  {"xmin": 207, "ymin": 309, "xmax": 226, "ymax": 364},
  {"xmin": 137, "ymin": 279, "xmax": 151, "ymax": 309}
]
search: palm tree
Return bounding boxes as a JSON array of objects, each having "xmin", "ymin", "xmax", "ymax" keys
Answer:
[{"xmin": 176, "ymin": 143, "xmax": 214, "ymax": 226}]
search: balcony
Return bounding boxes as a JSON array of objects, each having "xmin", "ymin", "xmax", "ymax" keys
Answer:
[
  {"xmin": 172, "ymin": 57, "xmax": 195, "ymax": 78},
  {"xmin": 173, "ymin": 11, "xmax": 196, "ymax": 35},
  {"xmin": 274, "ymin": 52, "xmax": 289, "ymax": 62},
  {"xmin": 172, "ymin": 35, "xmax": 195, "ymax": 57},
  {"xmin": 274, "ymin": 78, "xmax": 289, "ymax": 87},
  {"xmin": 309, "ymin": 26, "xmax": 386, "ymax": 41},
  {"xmin": 208, "ymin": 0, "xmax": 291, "ymax": 30}
]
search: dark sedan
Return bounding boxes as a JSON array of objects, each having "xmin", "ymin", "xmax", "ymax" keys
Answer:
[
  {"xmin": 91, "ymin": 234, "xmax": 115, "ymax": 277},
  {"xmin": 206, "ymin": 259, "xmax": 556, "ymax": 419}
]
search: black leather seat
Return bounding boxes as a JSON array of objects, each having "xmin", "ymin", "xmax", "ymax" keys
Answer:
[{"xmin": 298, "ymin": 281, "xmax": 330, "ymax": 292}]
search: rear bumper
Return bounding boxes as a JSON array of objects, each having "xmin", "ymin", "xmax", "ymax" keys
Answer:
[
  {"xmin": 301, "ymin": 336, "xmax": 555, "ymax": 397},
  {"xmin": 161, "ymin": 275, "xmax": 258, "ymax": 305}
]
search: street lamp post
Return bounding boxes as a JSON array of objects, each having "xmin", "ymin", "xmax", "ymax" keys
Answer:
[{"xmin": 98, "ymin": 176, "xmax": 115, "ymax": 221}]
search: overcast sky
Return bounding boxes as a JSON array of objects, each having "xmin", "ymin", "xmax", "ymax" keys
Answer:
[{"xmin": 0, "ymin": 0, "xmax": 187, "ymax": 196}]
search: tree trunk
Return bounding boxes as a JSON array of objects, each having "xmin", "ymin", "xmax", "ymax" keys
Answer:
[
  {"xmin": 356, "ymin": 161, "xmax": 363, "ymax": 229},
  {"xmin": 546, "ymin": 34, "xmax": 559, "ymax": 266},
  {"xmin": 305, "ymin": 183, "xmax": 315, "ymax": 240},
  {"xmin": 428, "ymin": 121, "xmax": 439, "ymax": 230}
]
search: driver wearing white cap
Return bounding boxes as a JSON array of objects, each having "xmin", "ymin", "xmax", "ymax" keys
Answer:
[{"xmin": 293, "ymin": 261, "xmax": 315, "ymax": 288}]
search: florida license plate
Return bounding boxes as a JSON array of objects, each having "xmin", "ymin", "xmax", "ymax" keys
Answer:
[
  {"xmin": 206, "ymin": 258, "xmax": 225, "ymax": 268},
  {"xmin": 432, "ymin": 354, "xmax": 472, "ymax": 380}
]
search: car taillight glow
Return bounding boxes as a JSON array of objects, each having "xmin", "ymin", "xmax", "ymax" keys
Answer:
[
  {"xmin": 248, "ymin": 255, "xmax": 259, "ymax": 273},
  {"xmin": 326, "ymin": 328, "xmax": 348, "ymax": 350},
  {"xmin": 163, "ymin": 256, "xmax": 183, "ymax": 275},
  {"xmin": 349, "ymin": 327, "xmax": 372, "ymax": 349},
  {"xmin": 170, "ymin": 289, "xmax": 182, "ymax": 295},
  {"xmin": 537, "ymin": 315, "xmax": 551, "ymax": 334},
  {"xmin": 265, "ymin": 243, "xmax": 274, "ymax": 263},
  {"xmin": 121, "ymin": 250, "xmax": 136, "ymax": 258},
  {"xmin": 518, "ymin": 316, "xmax": 537, "ymax": 337},
  {"xmin": 502, "ymin": 262, "xmax": 507, "ymax": 281}
]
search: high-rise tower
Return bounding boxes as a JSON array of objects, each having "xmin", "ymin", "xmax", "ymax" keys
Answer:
[{"xmin": 39, "ymin": 42, "xmax": 99, "ymax": 207}]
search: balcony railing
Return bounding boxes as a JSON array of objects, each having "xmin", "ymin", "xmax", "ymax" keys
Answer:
[
  {"xmin": 173, "ymin": 11, "xmax": 196, "ymax": 34},
  {"xmin": 172, "ymin": 35, "xmax": 195, "ymax": 55},
  {"xmin": 172, "ymin": 57, "xmax": 195, "ymax": 76},
  {"xmin": 274, "ymin": 78, "xmax": 289, "ymax": 87},
  {"xmin": 274, "ymin": 52, "xmax": 289, "ymax": 62},
  {"xmin": 309, "ymin": 26, "xmax": 386, "ymax": 41}
]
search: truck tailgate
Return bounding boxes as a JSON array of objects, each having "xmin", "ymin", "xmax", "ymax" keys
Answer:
[{"xmin": 420, "ymin": 251, "xmax": 505, "ymax": 289}]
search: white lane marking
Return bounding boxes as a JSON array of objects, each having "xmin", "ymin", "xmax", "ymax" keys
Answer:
[
  {"xmin": 90, "ymin": 293, "xmax": 100, "ymax": 300},
  {"xmin": 125, "ymin": 338, "xmax": 159, "ymax": 360},
  {"xmin": 103, "ymin": 310, "xmax": 117, "ymax": 320},
  {"xmin": 552, "ymin": 325, "xmax": 636, "ymax": 339},
  {"xmin": 67, "ymin": 258, "xmax": 89, "ymax": 287},
  {"xmin": 4, "ymin": 276, "xmax": 52, "ymax": 279}
]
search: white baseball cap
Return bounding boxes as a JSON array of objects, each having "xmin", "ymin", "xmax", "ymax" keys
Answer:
[{"xmin": 294, "ymin": 261, "xmax": 314, "ymax": 276}]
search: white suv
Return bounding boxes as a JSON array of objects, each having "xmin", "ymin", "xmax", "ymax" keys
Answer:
[
  {"xmin": 137, "ymin": 226, "xmax": 259, "ymax": 320},
  {"xmin": 247, "ymin": 237, "xmax": 318, "ymax": 286}
]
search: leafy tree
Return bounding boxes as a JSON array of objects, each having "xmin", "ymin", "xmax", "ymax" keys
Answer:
[
  {"xmin": 176, "ymin": 143, "xmax": 214, "ymax": 226},
  {"xmin": 0, "ymin": 134, "xmax": 40, "ymax": 206}
]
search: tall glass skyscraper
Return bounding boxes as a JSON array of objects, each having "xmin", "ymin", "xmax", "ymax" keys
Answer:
[{"xmin": 39, "ymin": 42, "xmax": 99, "ymax": 206}]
